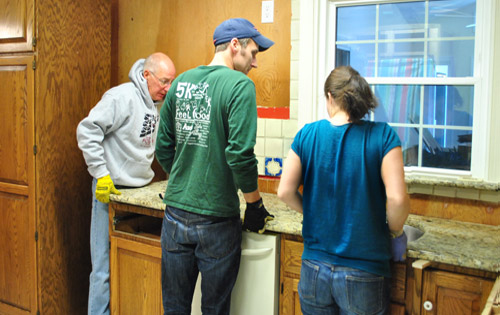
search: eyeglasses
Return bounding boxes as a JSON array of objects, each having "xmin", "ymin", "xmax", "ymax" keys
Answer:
[{"xmin": 150, "ymin": 71, "xmax": 172, "ymax": 88}]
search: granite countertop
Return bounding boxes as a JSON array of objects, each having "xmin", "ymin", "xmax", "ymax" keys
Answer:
[{"xmin": 111, "ymin": 180, "xmax": 500, "ymax": 273}]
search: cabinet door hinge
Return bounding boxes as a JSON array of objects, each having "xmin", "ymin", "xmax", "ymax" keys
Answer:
[
  {"xmin": 33, "ymin": 145, "xmax": 37, "ymax": 155},
  {"xmin": 35, "ymin": 231, "xmax": 38, "ymax": 242},
  {"xmin": 32, "ymin": 37, "xmax": 37, "ymax": 48},
  {"xmin": 281, "ymin": 282, "xmax": 284, "ymax": 294},
  {"xmin": 32, "ymin": 59, "xmax": 36, "ymax": 70}
]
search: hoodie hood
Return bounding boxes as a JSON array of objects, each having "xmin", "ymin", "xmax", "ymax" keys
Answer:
[{"xmin": 129, "ymin": 59, "xmax": 155, "ymax": 109}]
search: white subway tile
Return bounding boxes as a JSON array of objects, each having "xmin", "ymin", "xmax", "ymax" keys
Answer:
[
  {"xmin": 283, "ymin": 138, "xmax": 294, "ymax": 157},
  {"xmin": 291, "ymin": 20, "xmax": 300, "ymax": 41},
  {"xmin": 290, "ymin": 60, "xmax": 299, "ymax": 81},
  {"xmin": 289, "ymin": 100, "xmax": 299, "ymax": 120},
  {"xmin": 265, "ymin": 119, "xmax": 282, "ymax": 137},
  {"xmin": 290, "ymin": 80, "xmax": 298, "ymax": 100},
  {"xmin": 265, "ymin": 138, "xmax": 284, "ymax": 157},
  {"xmin": 282, "ymin": 119, "xmax": 298, "ymax": 138},
  {"xmin": 291, "ymin": 41, "xmax": 299, "ymax": 60},
  {"xmin": 257, "ymin": 118, "xmax": 265, "ymax": 137},
  {"xmin": 433, "ymin": 186, "xmax": 457, "ymax": 198},
  {"xmin": 456, "ymin": 188, "xmax": 480, "ymax": 200},
  {"xmin": 255, "ymin": 137, "xmax": 265, "ymax": 156},
  {"xmin": 292, "ymin": 0, "xmax": 300, "ymax": 20},
  {"xmin": 257, "ymin": 156, "xmax": 265, "ymax": 176}
]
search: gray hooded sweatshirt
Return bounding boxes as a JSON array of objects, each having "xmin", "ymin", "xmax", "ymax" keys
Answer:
[{"xmin": 77, "ymin": 59, "xmax": 159, "ymax": 187}]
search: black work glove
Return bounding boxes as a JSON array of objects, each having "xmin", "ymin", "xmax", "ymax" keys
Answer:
[{"xmin": 242, "ymin": 198, "xmax": 274, "ymax": 234}]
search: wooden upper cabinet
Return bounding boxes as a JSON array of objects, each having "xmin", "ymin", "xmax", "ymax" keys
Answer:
[{"xmin": 0, "ymin": 0, "xmax": 35, "ymax": 53}]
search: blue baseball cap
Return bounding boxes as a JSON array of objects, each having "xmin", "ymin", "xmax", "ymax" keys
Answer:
[{"xmin": 213, "ymin": 18, "xmax": 274, "ymax": 52}]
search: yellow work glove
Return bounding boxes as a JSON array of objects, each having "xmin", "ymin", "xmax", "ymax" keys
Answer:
[{"xmin": 95, "ymin": 175, "xmax": 121, "ymax": 203}]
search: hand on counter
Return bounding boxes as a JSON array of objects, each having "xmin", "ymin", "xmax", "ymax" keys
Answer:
[
  {"xmin": 242, "ymin": 198, "xmax": 274, "ymax": 234},
  {"xmin": 95, "ymin": 175, "xmax": 121, "ymax": 203}
]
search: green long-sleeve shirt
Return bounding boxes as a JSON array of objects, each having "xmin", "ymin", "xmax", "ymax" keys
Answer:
[{"xmin": 155, "ymin": 65, "xmax": 259, "ymax": 217}]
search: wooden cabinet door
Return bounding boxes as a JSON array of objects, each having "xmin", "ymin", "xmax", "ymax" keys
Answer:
[
  {"xmin": 0, "ymin": 0, "xmax": 35, "ymax": 52},
  {"xmin": 0, "ymin": 55, "xmax": 37, "ymax": 314},
  {"xmin": 282, "ymin": 277, "xmax": 302, "ymax": 315},
  {"xmin": 110, "ymin": 236, "xmax": 163, "ymax": 315},
  {"xmin": 422, "ymin": 270, "xmax": 494, "ymax": 315}
]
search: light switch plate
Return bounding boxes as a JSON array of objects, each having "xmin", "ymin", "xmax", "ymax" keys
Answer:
[{"xmin": 261, "ymin": 1, "xmax": 274, "ymax": 24}]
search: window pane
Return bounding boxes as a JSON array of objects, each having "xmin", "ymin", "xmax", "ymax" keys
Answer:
[
  {"xmin": 379, "ymin": 2, "xmax": 426, "ymax": 40},
  {"xmin": 428, "ymin": 0, "xmax": 476, "ymax": 38},
  {"xmin": 423, "ymin": 86, "xmax": 473, "ymax": 126},
  {"xmin": 427, "ymin": 40, "xmax": 474, "ymax": 77},
  {"xmin": 337, "ymin": 5, "xmax": 376, "ymax": 41},
  {"xmin": 421, "ymin": 128, "xmax": 471, "ymax": 170},
  {"xmin": 394, "ymin": 127, "xmax": 419, "ymax": 167},
  {"xmin": 374, "ymin": 85, "xmax": 421, "ymax": 124},
  {"xmin": 335, "ymin": 44, "xmax": 375, "ymax": 77},
  {"xmin": 378, "ymin": 43, "xmax": 426, "ymax": 77}
]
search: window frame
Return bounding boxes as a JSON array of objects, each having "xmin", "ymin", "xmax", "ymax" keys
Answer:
[{"xmin": 298, "ymin": 0, "xmax": 497, "ymax": 181}]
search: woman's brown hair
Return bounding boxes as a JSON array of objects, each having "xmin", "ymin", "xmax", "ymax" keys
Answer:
[{"xmin": 324, "ymin": 66, "xmax": 378, "ymax": 123}]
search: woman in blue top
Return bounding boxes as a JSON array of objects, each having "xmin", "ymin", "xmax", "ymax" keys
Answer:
[{"xmin": 278, "ymin": 66, "xmax": 410, "ymax": 315}]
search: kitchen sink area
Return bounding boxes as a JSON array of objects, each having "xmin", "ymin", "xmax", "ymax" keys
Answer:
[{"xmin": 403, "ymin": 224, "xmax": 424, "ymax": 242}]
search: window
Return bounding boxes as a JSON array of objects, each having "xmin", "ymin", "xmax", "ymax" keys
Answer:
[
  {"xmin": 298, "ymin": 0, "xmax": 497, "ymax": 180},
  {"xmin": 334, "ymin": 0, "xmax": 476, "ymax": 171}
]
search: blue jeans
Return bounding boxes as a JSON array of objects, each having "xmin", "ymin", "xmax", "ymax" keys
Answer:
[
  {"xmin": 88, "ymin": 178, "xmax": 110, "ymax": 315},
  {"xmin": 298, "ymin": 260, "xmax": 390, "ymax": 315},
  {"xmin": 161, "ymin": 206, "xmax": 242, "ymax": 315}
]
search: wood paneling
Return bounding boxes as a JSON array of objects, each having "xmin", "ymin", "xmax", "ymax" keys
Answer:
[
  {"xmin": 34, "ymin": 0, "xmax": 111, "ymax": 313},
  {"xmin": 0, "ymin": 0, "xmax": 34, "ymax": 52},
  {"xmin": 410, "ymin": 194, "xmax": 500, "ymax": 226},
  {"xmin": 112, "ymin": 0, "xmax": 291, "ymax": 109}
]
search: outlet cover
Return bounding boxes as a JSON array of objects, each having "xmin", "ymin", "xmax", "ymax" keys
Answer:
[{"xmin": 261, "ymin": 1, "xmax": 274, "ymax": 24}]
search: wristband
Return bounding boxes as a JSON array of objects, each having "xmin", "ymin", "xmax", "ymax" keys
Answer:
[{"xmin": 390, "ymin": 228, "xmax": 404, "ymax": 239}]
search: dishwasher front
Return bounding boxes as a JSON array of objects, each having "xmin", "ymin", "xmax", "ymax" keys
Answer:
[{"xmin": 191, "ymin": 231, "xmax": 280, "ymax": 315}]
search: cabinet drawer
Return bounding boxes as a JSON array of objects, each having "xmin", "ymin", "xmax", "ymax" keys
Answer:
[
  {"xmin": 282, "ymin": 239, "xmax": 304, "ymax": 276},
  {"xmin": 110, "ymin": 203, "xmax": 163, "ymax": 244}
]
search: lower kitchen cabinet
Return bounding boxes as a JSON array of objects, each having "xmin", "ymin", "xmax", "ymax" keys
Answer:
[
  {"xmin": 110, "ymin": 237, "xmax": 162, "ymax": 315},
  {"xmin": 109, "ymin": 201, "xmax": 281, "ymax": 315},
  {"xmin": 280, "ymin": 235, "xmax": 304, "ymax": 315},
  {"xmin": 420, "ymin": 269, "xmax": 494, "ymax": 314},
  {"xmin": 109, "ymin": 202, "xmax": 164, "ymax": 315},
  {"xmin": 279, "ymin": 235, "xmax": 408, "ymax": 315},
  {"xmin": 279, "ymin": 235, "xmax": 497, "ymax": 315}
]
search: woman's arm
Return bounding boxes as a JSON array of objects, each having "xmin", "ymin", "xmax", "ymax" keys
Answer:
[
  {"xmin": 277, "ymin": 149, "xmax": 304, "ymax": 213},
  {"xmin": 381, "ymin": 146, "xmax": 410, "ymax": 233}
]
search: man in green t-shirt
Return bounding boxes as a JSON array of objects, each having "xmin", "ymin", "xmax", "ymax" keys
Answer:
[{"xmin": 155, "ymin": 18, "xmax": 274, "ymax": 314}]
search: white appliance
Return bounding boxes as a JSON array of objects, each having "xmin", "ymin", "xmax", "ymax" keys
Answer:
[{"xmin": 191, "ymin": 231, "xmax": 280, "ymax": 315}]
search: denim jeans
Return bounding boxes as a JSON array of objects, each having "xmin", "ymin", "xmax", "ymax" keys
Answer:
[
  {"xmin": 161, "ymin": 206, "xmax": 242, "ymax": 315},
  {"xmin": 298, "ymin": 259, "xmax": 391, "ymax": 315},
  {"xmin": 88, "ymin": 178, "xmax": 110, "ymax": 315}
]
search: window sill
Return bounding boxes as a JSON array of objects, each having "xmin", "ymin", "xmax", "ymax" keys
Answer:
[{"xmin": 405, "ymin": 175, "xmax": 500, "ymax": 203}]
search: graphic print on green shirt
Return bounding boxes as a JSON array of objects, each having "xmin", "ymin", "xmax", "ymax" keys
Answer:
[{"xmin": 174, "ymin": 82, "xmax": 211, "ymax": 148}]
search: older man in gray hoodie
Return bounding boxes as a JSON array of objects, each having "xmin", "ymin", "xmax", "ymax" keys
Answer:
[{"xmin": 77, "ymin": 52, "xmax": 175, "ymax": 315}]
